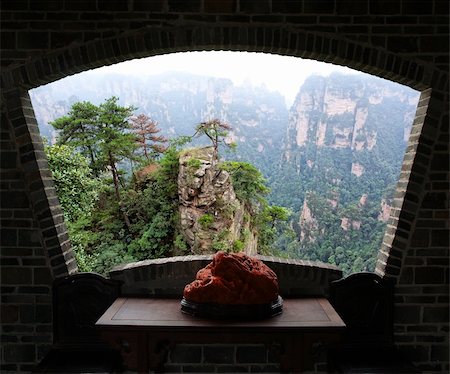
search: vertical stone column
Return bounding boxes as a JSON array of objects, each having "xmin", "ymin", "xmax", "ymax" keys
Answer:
[{"xmin": 1, "ymin": 88, "xmax": 76, "ymax": 372}]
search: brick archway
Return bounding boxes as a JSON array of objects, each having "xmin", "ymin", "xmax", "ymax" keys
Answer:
[
  {"xmin": 1, "ymin": 24, "xmax": 442, "ymax": 282},
  {"xmin": 1, "ymin": 1, "xmax": 448, "ymax": 369},
  {"xmin": 3, "ymin": 25, "xmax": 433, "ymax": 91}
]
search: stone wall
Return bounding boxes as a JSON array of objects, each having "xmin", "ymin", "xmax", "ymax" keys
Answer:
[
  {"xmin": 110, "ymin": 255, "xmax": 342, "ymax": 297},
  {"xmin": 1, "ymin": 0, "xmax": 448, "ymax": 71},
  {"xmin": 0, "ymin": 91, "xmax": 72, "ymax": 371},
  {"xmin": 378, "ymin": 88, "xmax": 450, "ymax": 372},
  {"xmin": 164, "ymin": 343, "xmax": 283, "ymax": 373},
  {"xmin": 0, "ymin": 1, "xmax": 448, "ymax": 372}
]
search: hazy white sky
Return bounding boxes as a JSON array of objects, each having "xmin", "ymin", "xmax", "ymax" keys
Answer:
[{"xmin": 93, "ymin": 51, "xmax": 360, "ymax": 105}]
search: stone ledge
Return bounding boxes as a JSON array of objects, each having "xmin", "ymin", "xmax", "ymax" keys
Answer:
[{"xmin": 109, "ymin": 255, "xmax": 342, "ymax": 297}]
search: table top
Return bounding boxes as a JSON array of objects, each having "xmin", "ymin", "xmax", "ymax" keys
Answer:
[{"xmin": 96, "ymin": 297, "xmax": 345, "ymax": 332}]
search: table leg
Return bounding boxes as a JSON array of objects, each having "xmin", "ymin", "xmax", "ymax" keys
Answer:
[
  {"xmin": 100, "ymin": 331, "xmax": 148, "ymax": 373},
  {"xmin": 147, "ymin": 333, "xmax": 173, "ymax": 373},
  {"xmin": 279, "ymin": 335, "xmax": 304, "ymax": 373}
]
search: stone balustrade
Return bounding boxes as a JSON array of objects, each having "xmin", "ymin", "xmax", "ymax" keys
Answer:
[{"xmin": 110, "ymin": 254, "xmax": 342, "ymax": 297}]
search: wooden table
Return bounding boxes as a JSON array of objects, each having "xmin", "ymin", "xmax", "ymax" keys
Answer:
[{"xmin": 96, "ymin": 297, "xmax": 345, "ymax": 373}]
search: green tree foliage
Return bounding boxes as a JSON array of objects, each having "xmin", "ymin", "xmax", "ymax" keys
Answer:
[
  {"xmin": 96, "ymin": 97, "xmax": 138, "ymax": 230},
  {"xmin": 262, "ymin": 205, "xmax": 291, "ymax": 227},
  {"xmin": 124, "ymin": 146, "xmax": 181, "ymax": 260},
  {"xmin": 198, "ymin": 214, "xmax": 214, "ymax": 229},
  {"xmin": 47, "ymin": 101, "xmax": 291, "ymax": 274},
  {"xmin": 44, "ymin": 144, "xmax": 100, "ymax": 223},
  {"xmin": 43, "ymin": 142, "xmax": 135, "ymax": 274},
  {"xmin": 53, "ymin": 96, "xmax": 138, "ymax": 231},
  {"xmin": 50, "ymin": 101, "xmax": 101, "ymax": 175},
  {"xmin": 219, "ymin": 160, "xmax": 291, "ymax": 254},
  {"xmin": 194, "ymin": 119, "xmax": 234, "ymax": 158},
  {"xmin": 220, "ymin": 161, "xmax": 270, "ymax": 208},
  {"xmin": 257, "ymin": 205, "xmax": 293, "ymax": 255}
]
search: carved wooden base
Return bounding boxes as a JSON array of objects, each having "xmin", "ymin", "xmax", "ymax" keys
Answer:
[{"xmin": 180, "ymin": 296, "xmax": 283, "ymax": 320}]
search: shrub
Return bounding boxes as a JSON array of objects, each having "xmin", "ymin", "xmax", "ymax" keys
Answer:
[
  {"xmin": 187, "ymin": 158, "xmax": 202, "ymax": 169},
  {"xmin": 232, "ymin": 239, "xmax": 244, "ymax": 252},
  {"xmin": 198, "ymin": 213, "xmax": 214, "ymax": 229},
  {"xmin": 174, "ymin": 234, "xmax": 188, "ymax": 252}
]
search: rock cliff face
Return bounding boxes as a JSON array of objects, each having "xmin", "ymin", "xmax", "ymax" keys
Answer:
[
  {"xmin": 378, "ymin": 198, "xmax": 393, "ymax": 222},
  {"xmin": 178, "ymin": 147, "xmax": 257, "ymax": 255},
  {"xmin": 284, "ymin": 74, "xmax": 418, "ymax": 169},
  {"xmin": 272, "ymin": 73, "xmax": 421, "ymax": 273},
  {"xmin": 298, "ymin": 198, "xmax": 318, "ymax": 242},
  {"xmin": 282, "ymin": 73, "xmax": 419, "ymax": 240}
]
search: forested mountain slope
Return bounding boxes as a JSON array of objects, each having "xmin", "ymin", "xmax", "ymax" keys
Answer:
[
  {"xmin": 271, "ymin": 73, "xmax": 419, "ymax": 273},
  {"xmin": 30, "ymin": 71, "xmax": 419, "ymax": 275}
]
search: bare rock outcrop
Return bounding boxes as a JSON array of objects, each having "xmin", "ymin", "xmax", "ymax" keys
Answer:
[
  {"xmin": 299, "ymin": 198, "xmax": 318, "ymax": 243},
  {"xmin": 178, "ymin": 147, "xmax": 257, "ymax": 255}
]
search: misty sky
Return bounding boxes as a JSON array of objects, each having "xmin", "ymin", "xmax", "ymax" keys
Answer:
[{"xmin": 90, "ymin": 51, "xmax": 361, "ymax": 105}]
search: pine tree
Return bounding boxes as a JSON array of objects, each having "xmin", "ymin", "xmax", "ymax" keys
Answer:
[
  {"xmin": 130, "ymin": 114, "xmax": 167, "ymax": 160},
  {"xmin": 97, "ymin": 97, "xmax": 138, "ymax": 231},
  {"xmin": 51, "ymin": 97, "xmax": 162, "ymax": 232},
  {"xmin": 194, "ymin": 119, "xmax": 233, "ymax": 159},
  {"xmin": 50, "ymin": 101, "xmax": 101, "ymax": 176}
]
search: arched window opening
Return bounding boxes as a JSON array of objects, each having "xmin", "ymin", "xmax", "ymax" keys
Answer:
[{"xmin": 29, "ymin": 51, "xmax": 420, "ymax": 277}]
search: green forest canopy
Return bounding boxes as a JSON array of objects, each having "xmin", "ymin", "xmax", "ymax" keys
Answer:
[
  {"xmin": 48, "ymin": 97, "xmax": 291, "ymax": 275},
  {"xmin": 45, "ymin": 85, "xmax": 413, "ymax": 277},
  {"xmin": 32, "ymin": 74, "xmax": 418, "ymax": 274}
]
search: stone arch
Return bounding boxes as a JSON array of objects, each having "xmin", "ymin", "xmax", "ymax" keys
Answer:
[{"xmin": 3, "ymin": 24, "xmax": 442, "ymax": 281}]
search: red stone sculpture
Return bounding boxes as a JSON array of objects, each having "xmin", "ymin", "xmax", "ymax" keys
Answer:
[{"xmin": 183, "ymin": 251, "xmax": 279, "ymax": 305}]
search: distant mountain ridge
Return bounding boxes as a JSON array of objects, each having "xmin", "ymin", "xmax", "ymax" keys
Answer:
[{"xmin": 30, "ymin": 71, "xmax": 288, "ymax": 171}]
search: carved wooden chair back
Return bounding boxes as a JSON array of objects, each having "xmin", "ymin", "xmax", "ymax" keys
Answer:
[
  {"xmin": 329, "ymin": 272, "xmax": 394, "ymax": 346},
  {"xmin": 52, "ymin": 272, "xmax": 122, "ymax": 348}
]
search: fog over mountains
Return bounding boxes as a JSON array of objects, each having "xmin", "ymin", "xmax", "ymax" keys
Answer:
[{"xmin": 30, "ymin": 71, "xmax": 419, "ymax": 273}]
